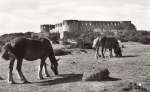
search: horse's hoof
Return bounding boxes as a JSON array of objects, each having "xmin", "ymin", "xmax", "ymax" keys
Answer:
[
  {"xmin": 98, "ymin": 55, "xmax": 101, "ymax": 57},
  {"xmin": 8, "ymin": 81, "xmax": 16, "ymax": 84},
  {"xmin": 97, "ymin": 61, "xmax": 101, "ymax": 63},
  {"xmin": 23, "ymin": 80, "xmax": 30, "ymax": 84},
  {"xmin": 39, "ymin": 77, "xmax": 44, "ymax": 80},
  {"xmin": 46, "ymin": 75, "xmax": 50, "ymax": 77}
]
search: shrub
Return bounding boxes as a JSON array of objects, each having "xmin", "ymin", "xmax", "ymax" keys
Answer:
[
  {"xmin": 128, "ymin": 31, "xmax": 150, "ymax": 44},
  {"xmin": 0, "ymin": 32, "xmax": 32, "ymax": 46},
  {"xmin": 72, "ymin": 31, "xmax": 96, "ymax": 49},
  {"xmin": 117, "ymin": 30, "xmax": 150, "ymax": 44},
  {"xmin": 64, "ymin": 31, "xmax": 101, "ymax": 49},
  {"xmin": 54, "ymin": 49, "xmax": 71, "ymax": 56},
  {"xmin": 75, "ymin": 38, "xmax": 93, "ymax": 49},
  {"xmin": 138, "ymin": 36, "xmax": 150, "ymax": 44},
  {"xmin": 49, "ymin": 33, "xmax": 60, "ymax": 44}
]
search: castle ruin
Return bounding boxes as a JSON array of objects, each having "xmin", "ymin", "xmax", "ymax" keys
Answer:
[{"xmin": 40, "ymin": 20, "xmax": 136, "ymax": 39}]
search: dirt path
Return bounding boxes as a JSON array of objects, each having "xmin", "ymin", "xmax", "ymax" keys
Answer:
[{"xmin": 0, "ymin": 42, "xmax": 150, "ymax": 92}]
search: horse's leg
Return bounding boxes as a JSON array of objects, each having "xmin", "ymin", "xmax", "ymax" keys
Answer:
[
  {"xmin": 103, "ymin": 48, "xmax": 107, "ymax": 58},
  {"xmin": 109, "ymin": 48, "xmax": 113, "ymax": 57},
  {"xmin": 96, "ymin": 47, "xmax": 99, "ymax": 59},
  {"xmin": 16, "ymin": 58, "xmax": 28, "ymax": 83},
  {"xmin": 48, "ymin": 55, "xmax": 59, "ymax": 75},
  {"xmin": 39, "ymin": 57, "xmax": 46, "ymax": 79},
  {"xmin": 44, "ymin": 61, "xmax": 50, "ymax": 77},
  {"xmin": 98, "ymin": 46, "xmax": 102, "ymax": 57},
  {"xmin": 8, "ymin": 58, "xmax": 15, "ymax": 84},
  {"xmin": 101, "ymin": 47, "xmax": 105, "ymax": 58}
]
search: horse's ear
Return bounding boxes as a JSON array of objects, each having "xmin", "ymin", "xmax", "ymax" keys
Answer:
[{"xmin": 56, "ymin": 58, "xmax": 60, "ymax": 62}]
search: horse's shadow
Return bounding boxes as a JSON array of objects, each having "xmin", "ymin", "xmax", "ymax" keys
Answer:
[
  {"xmin": 118, "ymin": 55, "xmax": 139, "ymax": 58},
  {"xmin": 99, "ymin": 77, "xmax": 121, "ymax": 81},
  {"xmin": 35, "ymin": 74, "xmax": 83, "ymax": 86},
  {"xmin": 0, "ymin": 76, "xmax": 4, "ymax": 80},
  {"xmin": 34, "ymin": 74, "xmax": 121, "ymax": 86}
]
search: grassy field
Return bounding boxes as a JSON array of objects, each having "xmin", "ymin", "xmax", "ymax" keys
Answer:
[{"xmin": 0, "ymin": 42, "xmax": 150, "ymax": 92}]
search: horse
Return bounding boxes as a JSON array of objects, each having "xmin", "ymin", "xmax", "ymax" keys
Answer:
[
  {"xmin": 101, "ymin": 37, "xmax": 122, "ymax": 58},
  {"xmin": 92, "ymin": 37, "xmax": 102, "ymax": 59},
  {"xmin": 1, "ymin": 37, "xmax": 59, "ymax": 84}
]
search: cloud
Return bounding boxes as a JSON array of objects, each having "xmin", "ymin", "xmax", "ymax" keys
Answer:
[
  {"xmin": 0, "ymin": 0, "xmax": 39, "ymax": 12},
  {"xmin": 0, "ymin": 0, "xmax": 150, "ymax": 35}
]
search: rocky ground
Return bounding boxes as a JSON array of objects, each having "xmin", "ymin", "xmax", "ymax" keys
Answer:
[{"xmin": 0, "ymin": 42, "xmax": 150, "ymax": 92}]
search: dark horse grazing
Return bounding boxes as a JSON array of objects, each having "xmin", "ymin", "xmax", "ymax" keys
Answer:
[
  {"xmin": 101, "ymin": 37, "xmax": 122, "ymax": 58},
  {"xmin": 1, "ymin": 37, "xmax": 59, "ymax": 84}
]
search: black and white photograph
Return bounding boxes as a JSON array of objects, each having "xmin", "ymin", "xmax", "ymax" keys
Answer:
[{"xmin": 0, "ymin": 0, "xmax": 150, "ymax": 92}]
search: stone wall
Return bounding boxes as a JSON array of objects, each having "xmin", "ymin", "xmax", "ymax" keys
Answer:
[{"xmin": 40, "ymin": 20, "xmax": 136, "ymax": 39}]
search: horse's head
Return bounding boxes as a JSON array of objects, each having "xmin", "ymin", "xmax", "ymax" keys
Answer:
[
  {"xmin": 1, "ymin": 43, "xmax": 12, "ymax": 60},
  {"xmin": 51, "ymin": 58, "xmax": 60, "ymax": 75}
]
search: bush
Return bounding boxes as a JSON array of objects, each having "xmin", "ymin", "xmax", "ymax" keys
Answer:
[
  {"xmin": 117, "ymin": 30, "xmax": 150, "ymax": 44},
  {"xmin": 64, "ymin": 31, "xmax": 101, "ymax": 49},
  {"xmin": 0, "ymin": 32, "xmax": 34, "ymax": 46},
  {"xmin": 65, "ymin": 30, "xmax": 150, "ymax": 45},
  {"xmin": 129, "ymin": 31, "xmax": 150, "ymax": 44},
  {"xmin": 138, "ymin": 36, "xmax": 150, "ymax": 44},
  {"xmin": 75, "ymin": 38, "xmax": 93, "ymax": 49},
  {"xmin": 49, "ymin": 33, "xmax": 60, "ymax": 44},
  {"xmin": 54, "ymin": 49, "xmax": 71, "ymax": 56},
  {"xmin": 67, "ymin": 31, "xmax": 96, "ymax": 49}
]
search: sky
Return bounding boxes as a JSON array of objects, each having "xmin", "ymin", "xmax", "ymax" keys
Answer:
[{"xmin": 0, "ymin": 0, "xmax": 150, "ymax": 35}]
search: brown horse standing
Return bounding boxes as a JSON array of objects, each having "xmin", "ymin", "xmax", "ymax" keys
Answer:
[
  {"xmin": 93, "ymin": 36, "xmax": 122, "ymax": 59},
  {"xmin": 101, "ymin": 37, "xmax": 122, "ymax": 58},
  {"xmin": 1, "ymin": 37, "xmax": 59, "ymax": 84}
]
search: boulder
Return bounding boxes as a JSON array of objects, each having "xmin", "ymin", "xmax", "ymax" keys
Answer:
[{"xmin": 82, "ymin": 67, "xmax": 110, "ymax": 81}]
